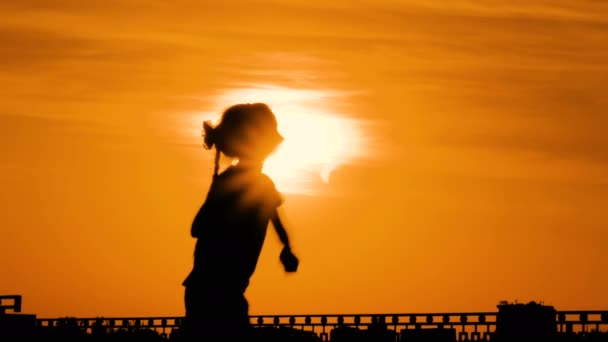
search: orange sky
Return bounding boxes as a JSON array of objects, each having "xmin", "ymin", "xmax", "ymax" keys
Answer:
[{"xmin": 1, "ymin": 0, "xmax": 607, "ymax": 318}]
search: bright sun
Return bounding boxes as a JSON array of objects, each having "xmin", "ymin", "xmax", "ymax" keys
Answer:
[{"xmin": 189, "ymin": 84, "xmax": 369, "ymax": 194}]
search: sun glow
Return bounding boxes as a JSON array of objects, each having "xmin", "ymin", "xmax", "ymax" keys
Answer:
[{"xmin": 189, "ymin": 84, "xmax": 369, "ymax": 194}]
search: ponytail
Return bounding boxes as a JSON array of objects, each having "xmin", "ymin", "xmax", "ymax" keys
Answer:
[
  {"xmin": 213, "ymin": 149, "xmax": 220, "ymax": 178},
  {"xmin": 202, "ymin": 120, "xmax": 221, "ymax": 179},
  {"xmin": 202, "ymin": 120, "xmax": 216, "ymax": 149}
]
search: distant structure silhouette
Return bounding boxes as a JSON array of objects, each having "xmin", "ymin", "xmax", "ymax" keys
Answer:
[
  {"xmin": 180, "ymin": 103, "xmax": 299, "ymax": 341},
  {"xmin": 0, "ymin": 295, "xmax": 36, "ymax": 340},
  {"xmin": 495, "ymin": 301, "xmax": 557, "ymax": 342},
  {"xmin": 4, "ymin": 295, "xmax": 608, "ymax": 341}
]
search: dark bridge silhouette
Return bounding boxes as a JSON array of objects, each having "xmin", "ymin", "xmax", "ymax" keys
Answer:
[{"xmin": 2, "ymin": 295, "xmax": 608, "ymax": 341}]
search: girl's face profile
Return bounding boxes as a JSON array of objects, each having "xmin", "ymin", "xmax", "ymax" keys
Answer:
[{"xmin": 238, "ymin": 131, "xmax": 282, "ymax": 163}]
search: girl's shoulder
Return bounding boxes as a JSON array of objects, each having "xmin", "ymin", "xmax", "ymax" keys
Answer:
[
  {"xmin": 216, "ymin": 167, "xmax": 278, "ymax": 192},
  {"xmin": 259, "ymin": 173, "xmax": 283, "ymax": 206}
]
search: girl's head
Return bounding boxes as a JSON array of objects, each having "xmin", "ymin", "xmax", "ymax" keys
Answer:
[{"xmin": 202, "ymin": 103, "xmax": 283, "ymax": 172}]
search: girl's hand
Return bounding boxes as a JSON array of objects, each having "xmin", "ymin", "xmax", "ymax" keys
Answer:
[{"xmin": 280, "ymin": 246, "xmax": 299, "ymax": 273}]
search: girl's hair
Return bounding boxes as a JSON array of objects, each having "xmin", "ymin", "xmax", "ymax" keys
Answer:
[{"xmin": 202, "ymin": 103, "xmax": 283, "ymax": 177}]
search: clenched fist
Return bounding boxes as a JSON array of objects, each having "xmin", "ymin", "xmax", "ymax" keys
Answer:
[{"xmin": 280, "ymin": 247, "xmax": 299, "ymax": 273}]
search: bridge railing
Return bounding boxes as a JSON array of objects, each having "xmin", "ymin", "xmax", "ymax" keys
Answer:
[
  {"xmin": 34, "ymin": 311, "xmax": 608, "ymax": 341},
  {"xmin": 557, "ymin": 311, "xmax": 608, "ymax": 334}
]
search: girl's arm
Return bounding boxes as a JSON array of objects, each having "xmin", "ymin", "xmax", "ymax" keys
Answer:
[
  {"xmin": 271, "ymin": 209, "xmax": 299, "ymax": 272},
  {"xmin": 270, "ymin": 209, "xmax": 291, "ymax": 249}
]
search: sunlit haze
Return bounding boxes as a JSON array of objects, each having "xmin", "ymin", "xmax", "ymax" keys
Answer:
[{"xmin": 187, "ymin": 84, "xmax": 370, "ymax": 194}]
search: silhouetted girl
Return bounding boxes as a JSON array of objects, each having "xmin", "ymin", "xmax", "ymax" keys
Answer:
[{"xmin": 182, "ymin": 103, "xmax": 299, "ymax": 341}]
